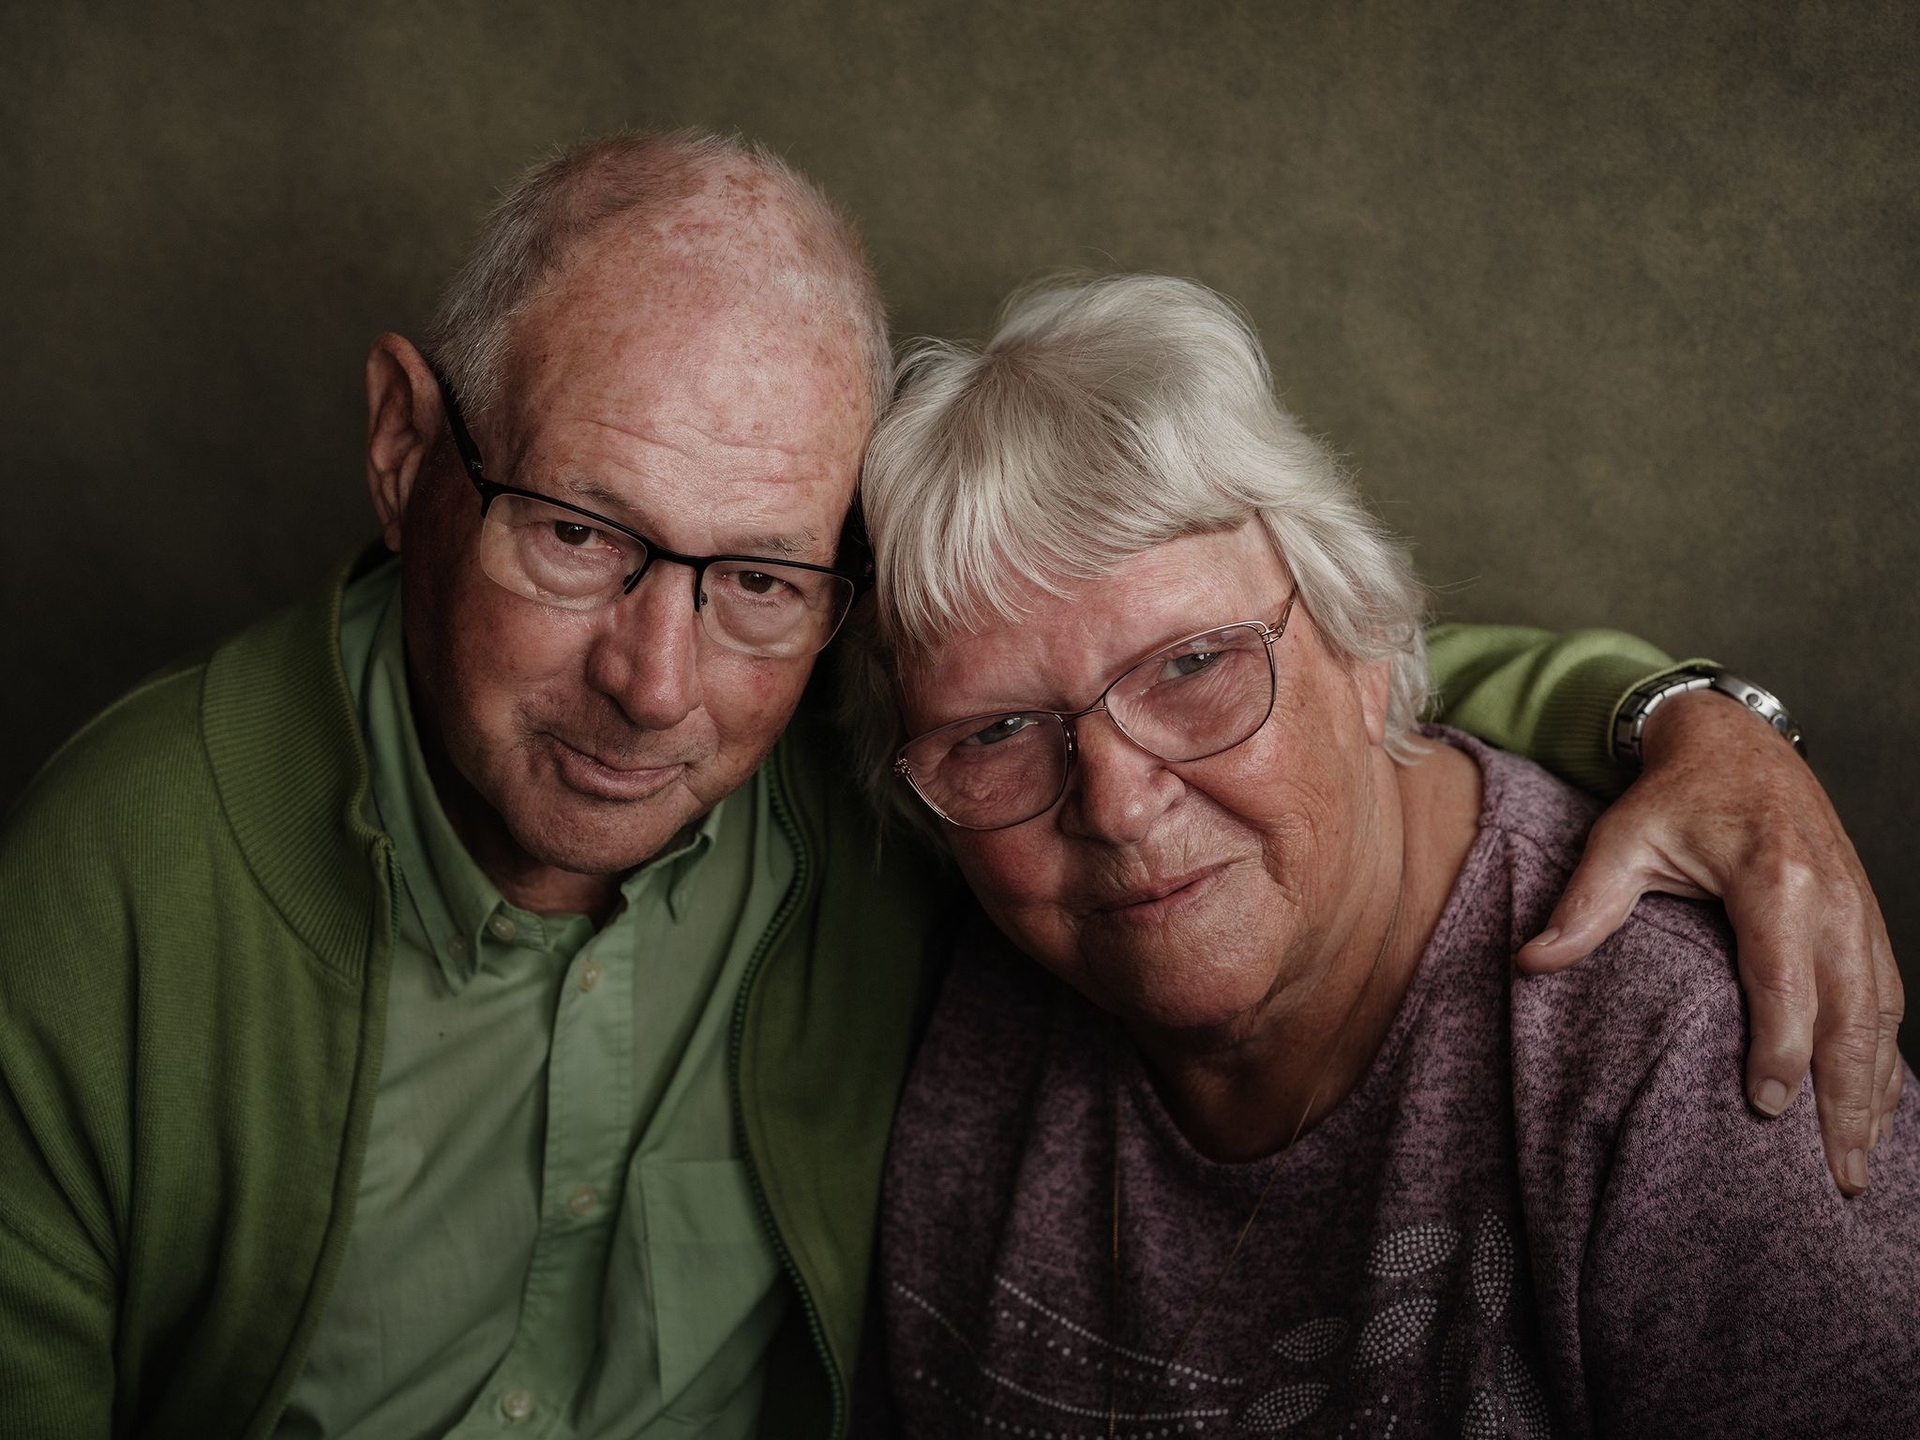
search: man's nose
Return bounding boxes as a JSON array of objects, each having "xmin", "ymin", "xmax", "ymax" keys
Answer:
[
  {"xmin": 583, "ymin": 562, "xmax": 704, "ymax": 729},
  {"xmin": 1058, "ymin": 711, "xmax": 1182, "ymax": 846}
]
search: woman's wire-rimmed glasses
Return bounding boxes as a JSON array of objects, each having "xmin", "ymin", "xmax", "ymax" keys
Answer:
[
  {"xmin": 894, "ymin": 594, "xmax": 1296, "ymax": 830},
  {"xmin": 435, "ymin": 373, "xmax": 865, "ymax": 660}
]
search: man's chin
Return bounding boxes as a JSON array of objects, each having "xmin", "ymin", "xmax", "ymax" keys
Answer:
[{"xmin": 505, "ymin": 785, "xmax": 709, "ymax": 878}]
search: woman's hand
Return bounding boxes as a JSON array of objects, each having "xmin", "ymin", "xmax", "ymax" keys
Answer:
[{"xmin": 1518, "ymin": 689, "xmax": 1902, "ymax": 1195}]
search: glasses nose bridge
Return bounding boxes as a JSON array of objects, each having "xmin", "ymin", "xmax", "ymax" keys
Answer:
[
  {"xmin": 619, "ymin": 545, "xmax": 707, "ymax": 608},
  {"xmin": 1056, "ymin": 686, "xmax": 1157, "ymax": 775}
]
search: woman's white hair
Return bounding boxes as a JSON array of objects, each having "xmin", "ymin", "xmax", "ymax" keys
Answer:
[{"xmin": 843, "ymin": 272, "xmax": 1431, "ymax": 830}]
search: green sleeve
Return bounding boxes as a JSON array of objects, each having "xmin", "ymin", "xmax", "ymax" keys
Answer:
[
  {"xmin": 0, "ymin": 1085, "xmax": 117, "ymax": 1439},
  {"xmin": 0, "ymin": 781, "xmax": 128, "ymax": 1438},
  {"xmin": 1424, "ymin": 623, "xmax": 1710, "ymax": 799}
]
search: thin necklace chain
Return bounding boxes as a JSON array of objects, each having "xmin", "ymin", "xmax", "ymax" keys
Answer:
[{"xmin": 1104, "ymin": 873, "xmax": 1405, "ymax": 1439}]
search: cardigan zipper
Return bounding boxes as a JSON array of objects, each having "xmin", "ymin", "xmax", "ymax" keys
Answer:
[{"xmin": 727, "ymin": 747, "xmax": 847, "ymax": 1437}]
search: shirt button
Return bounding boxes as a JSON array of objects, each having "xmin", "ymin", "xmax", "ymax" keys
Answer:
[
  {"xmin": 446, "ymin": 935, "xmax": 468, "ymax": 962},
  {"xmin": 567, "ymin": 1186, "xmax": 601, "ymax": 1218},
  {"xmin": 487, "ymin": 914, "xmax": 518, "ymax": 944},
  {"xmin": 578, "ymin": 960, "xmax": 602, "ymax": 992},
  {"xmin": 500, "ymin": 1388, "xmax": 535, "ymax": 1422}
]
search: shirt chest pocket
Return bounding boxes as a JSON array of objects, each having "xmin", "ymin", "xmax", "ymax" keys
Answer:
[{"xmin": 632, "ymin": 1157, "xmax": 788, "ymax": 1420}]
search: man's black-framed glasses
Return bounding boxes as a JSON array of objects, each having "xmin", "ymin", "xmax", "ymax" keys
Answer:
[
  {"xmin": 435, "ymin": 374, "xmax": 863, "ymax": 661},
  {"xmin": 894, "ymin": 594, "xmax": 1297, "ymax": 831}
]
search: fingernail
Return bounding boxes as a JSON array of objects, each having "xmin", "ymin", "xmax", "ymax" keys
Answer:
[
  {"xmin": 1845, "ymin": 1148, "xmax": 1869, "ymax": 1191},
  {"xmin": 1753, "ymin": 1079, "xmax": 1790, "ymax": 1116},
  {"xmin": 1870, "ymin": 1115, "xmax": 1882, "ymax": 1150},
  {"xmin": 1526, "ymin": 927, "xmax": 1560, "ymax": 951}
]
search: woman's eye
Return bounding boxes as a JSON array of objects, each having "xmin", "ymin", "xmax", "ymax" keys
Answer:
[
  {"xmin": 969, "ymin": 715, "xmax": 1035, "ymax": 747},
  {"xmin": 1164, "ymin": 649, "xmax": 1222, "ymax": 680}
]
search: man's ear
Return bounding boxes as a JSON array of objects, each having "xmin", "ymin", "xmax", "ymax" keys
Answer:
[{"xmin": 366, "ymin": 334, "xmax": 443, "ymax": 553}]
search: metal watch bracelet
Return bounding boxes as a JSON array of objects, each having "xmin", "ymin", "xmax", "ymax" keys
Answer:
[{"xmin": 1612, "ymin": 666, "xmax": 1806, "ymax": 767}]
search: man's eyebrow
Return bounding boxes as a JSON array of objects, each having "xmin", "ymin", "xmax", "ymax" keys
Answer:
[
  {"xmin": 567, "ymin": 480, "xmax": 640, "ymax": 514},
  {"xmin": 730, "ymin": 531, "xmax": 817, "ymax": 558},
  {"xmin": 562, "ymin": 481, "xmax": 820, "ymax": 557}
]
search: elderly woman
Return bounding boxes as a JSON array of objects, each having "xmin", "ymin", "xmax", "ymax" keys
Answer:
[{"xmin": 849, "ymin": 277, "xmax": 1919, "ymax": 1436}]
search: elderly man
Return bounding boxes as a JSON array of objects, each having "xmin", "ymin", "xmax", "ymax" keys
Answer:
[{"xmin": 0, "ymin": 131, "xmax": 1899, "ymax": 1438}]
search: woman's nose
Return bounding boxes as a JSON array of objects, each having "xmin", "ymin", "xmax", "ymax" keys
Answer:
[{"xmin": 1058, "ymin": 710, "xmax": 1182, "ymax": 845}]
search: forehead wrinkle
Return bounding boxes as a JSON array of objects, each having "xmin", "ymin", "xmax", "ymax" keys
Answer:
[
  {"xmin": 568, "ymin": 411, "xmax": 848, "ymax": 463},
  {"xmin": 553, "ymin": 478, "xmax": 820, "ymax": 554},
  {"xmin": 508, "ymin": 265, "xmax": 868, "ymax": 460},
  {"xmin": 510, "ymin": 401, "xmax": 851, "ymax": 520}
]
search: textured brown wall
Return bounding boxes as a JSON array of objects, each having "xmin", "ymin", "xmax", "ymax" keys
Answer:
[{"xmin": 3, "ymin": 2, "xmax": 1914, "ymax": 1036}]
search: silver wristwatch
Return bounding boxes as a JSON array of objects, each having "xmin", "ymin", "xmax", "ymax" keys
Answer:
[{"xmin": 1612, "ymin": 666, "xmax": 1806, "ymax": 767}]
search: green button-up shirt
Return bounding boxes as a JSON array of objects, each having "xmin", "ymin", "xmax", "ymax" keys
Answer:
[{"xmin": 275, "ymin": 560, "xmax": 794, "ymax": 1438}]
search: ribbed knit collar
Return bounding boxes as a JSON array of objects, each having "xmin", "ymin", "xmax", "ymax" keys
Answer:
[{"xmin": 199, "ymin": 547, "xmax": 393, "ymax": 982}]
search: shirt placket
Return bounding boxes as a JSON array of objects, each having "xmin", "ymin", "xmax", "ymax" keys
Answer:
[{"xmin": 462, "ymin": 913, "xmax": 635, "ymax": 1436}]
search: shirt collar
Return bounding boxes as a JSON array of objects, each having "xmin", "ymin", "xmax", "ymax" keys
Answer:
[{"xmin": 626, "ymin": 811, "xmax": 724, "ymax": 923}]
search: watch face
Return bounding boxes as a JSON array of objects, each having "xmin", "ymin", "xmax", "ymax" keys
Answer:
[{"xmin": 1703, "ymin": 672, "xmax": 1806, "ymax": 758}]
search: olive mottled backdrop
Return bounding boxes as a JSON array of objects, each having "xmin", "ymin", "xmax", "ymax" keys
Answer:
[{"xmin": 3, "ymin": 3, "xmax": 1915, "ymax": 1040}]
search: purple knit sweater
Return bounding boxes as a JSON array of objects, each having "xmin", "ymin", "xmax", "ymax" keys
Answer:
[{"xmin": 858, "ymin": 734, "xmax": 1920, "ymax": 1438}]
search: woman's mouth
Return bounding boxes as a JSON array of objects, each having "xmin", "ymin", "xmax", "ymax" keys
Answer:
[{"xmin": 1094, "ymin": 863, "xmax": 1230, "ymax": 921}]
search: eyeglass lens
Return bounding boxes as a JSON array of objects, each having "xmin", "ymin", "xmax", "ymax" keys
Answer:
[
  {"xmin": 475, "ymin": 492, "xmax": 853, "ymax": 659},
  {"xmin": 902, "ymin": 623, "xmax": 1277, "ymax": 829}
]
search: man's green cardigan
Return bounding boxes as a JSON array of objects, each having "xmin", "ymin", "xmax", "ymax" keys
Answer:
[
  {"xmin": 0, "ymin": 562, "xmax": 952, "ymax": 1439},
  {"xmin": 0, "ymin": 560, "xmax": 1668, "ymax": 1438}
]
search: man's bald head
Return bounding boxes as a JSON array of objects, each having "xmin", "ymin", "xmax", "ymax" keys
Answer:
[{"xmin": 425, "ymin": 129, "xmax": 890, "ymax": 423}]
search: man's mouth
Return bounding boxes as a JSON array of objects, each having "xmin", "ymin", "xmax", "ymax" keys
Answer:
[{"xmin": 546, "ymin": 735, "xmax": 691, "ymax": 801}]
